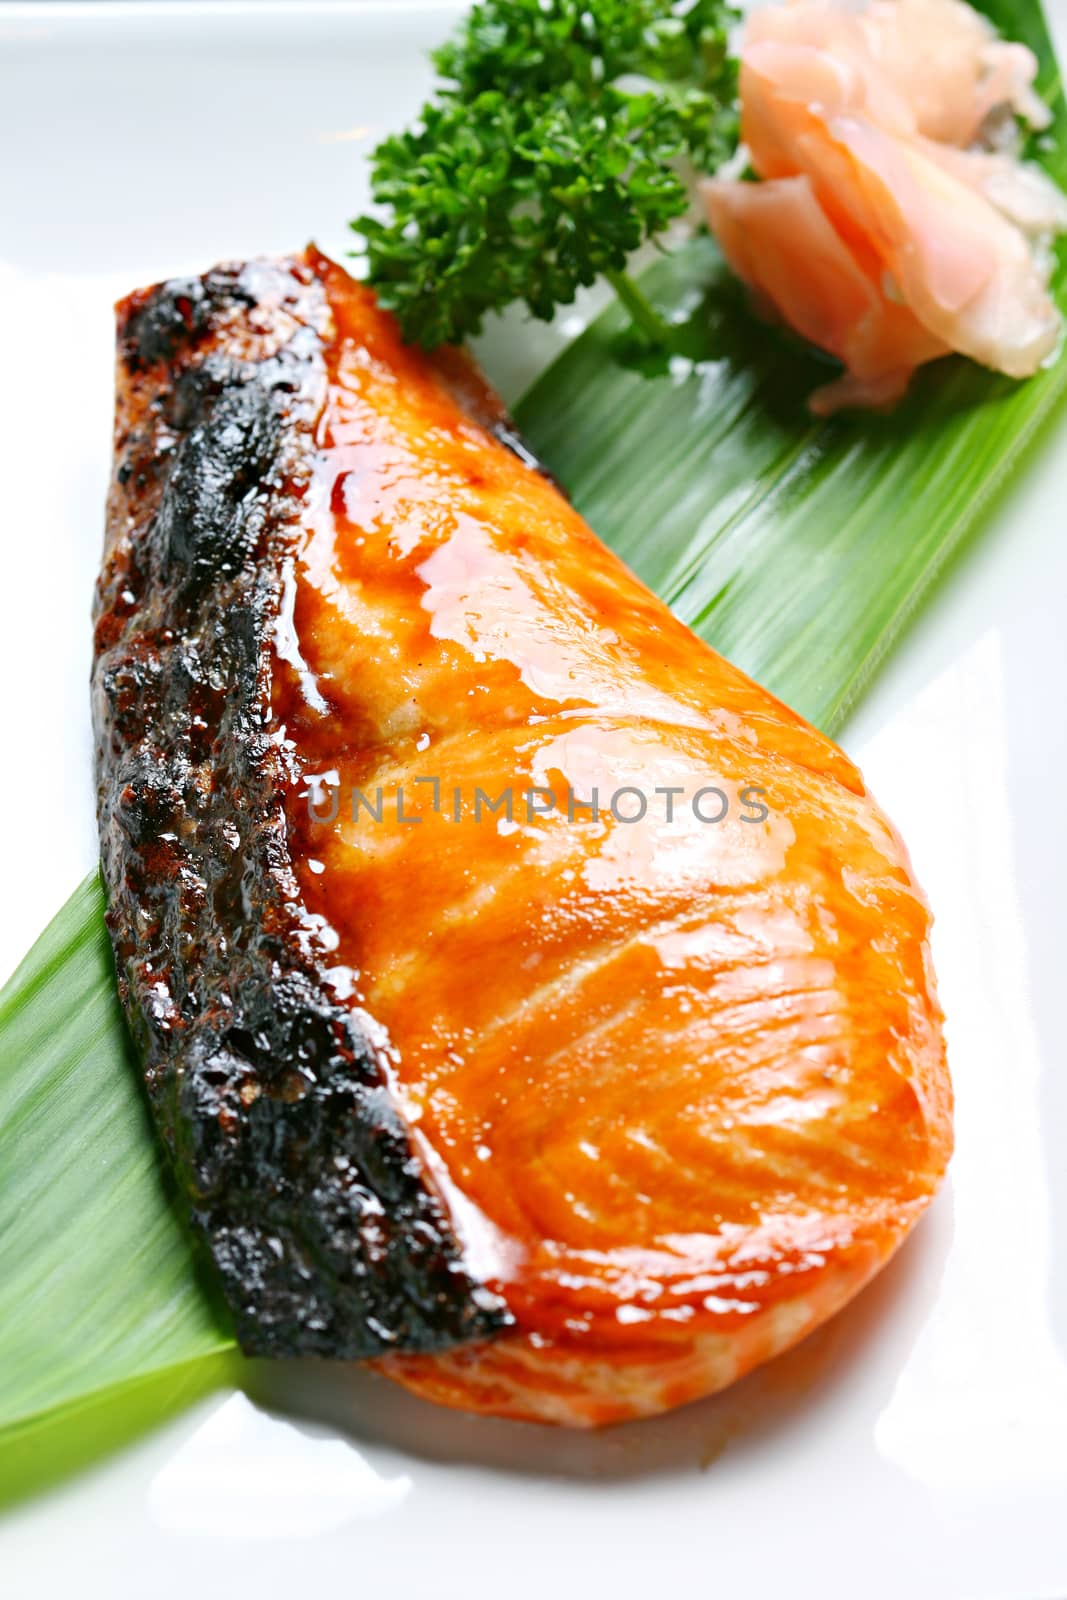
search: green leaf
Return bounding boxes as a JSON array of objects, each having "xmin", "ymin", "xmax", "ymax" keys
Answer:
[
  {"xmin": 1, "ymin": 0, "xmax": 1064, "ymax": 1505},
  {"xmin": 516, "ymin": 260, "xmax": 1067, "ymax": 733},
  {"xmin": 0, "ymin": 874, "xmax": 239, "ymax": 1498}
]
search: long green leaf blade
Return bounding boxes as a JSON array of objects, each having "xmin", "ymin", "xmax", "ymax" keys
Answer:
[
  {"xmin": 0, "ymin": 876, "xmax": 237, "ymax": 1483},
  {"xmin": 1, "ymin": 0, "xmax": 1063, "ymax": 1499}
]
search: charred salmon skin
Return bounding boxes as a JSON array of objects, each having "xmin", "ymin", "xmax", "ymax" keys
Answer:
[{"xmin": 94, "ymin": 248, "xmax": 952, "ymax": 1424}]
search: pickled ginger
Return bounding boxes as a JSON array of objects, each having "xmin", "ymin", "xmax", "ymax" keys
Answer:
[{"xmin": 703, "ymin": 0, "xmax": 1067, "ymax": 413}]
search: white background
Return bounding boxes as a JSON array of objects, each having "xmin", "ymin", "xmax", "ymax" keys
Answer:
[{"xmin": 0, "ymin": 4, "xmax": 1066, "ymax": 1597}]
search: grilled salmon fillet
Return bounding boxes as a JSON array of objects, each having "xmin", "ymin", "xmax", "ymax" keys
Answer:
[{"xmin": 95, "ymin": 247, "xmax": 951, "ymax": 1425}]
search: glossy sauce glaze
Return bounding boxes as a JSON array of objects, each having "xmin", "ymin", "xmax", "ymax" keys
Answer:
[{"xmin": 276, "ymin": 251, "xmax": 952, "ymax": 1425}]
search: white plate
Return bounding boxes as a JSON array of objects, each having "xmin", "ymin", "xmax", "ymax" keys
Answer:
[{"xmin": 2, "ymin": 4, "xmax": 1066, "ymax": 1596}]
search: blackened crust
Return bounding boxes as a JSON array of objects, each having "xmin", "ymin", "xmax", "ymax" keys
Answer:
[{"xmin": 93, "ymin": 255, "xmax": 512, "ymax": 1358}]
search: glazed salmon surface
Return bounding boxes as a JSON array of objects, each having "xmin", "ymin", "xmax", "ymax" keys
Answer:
[{"xmin": 280, "ymin": 253, "xmax": 952, "ymax": 1426}]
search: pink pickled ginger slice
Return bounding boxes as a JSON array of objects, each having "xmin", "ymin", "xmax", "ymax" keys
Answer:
[{"xmin": 704, "ymin": 0, "xmax": 1066, "ymax": 412}]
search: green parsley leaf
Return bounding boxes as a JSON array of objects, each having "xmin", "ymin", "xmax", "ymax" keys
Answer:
[{"xmin": 352, "ymin": 0, "xmax": 738, "ymax": 349}]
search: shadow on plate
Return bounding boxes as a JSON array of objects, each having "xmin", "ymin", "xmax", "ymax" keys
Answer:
[{"xmin": 246, "ymin": 1189, "xmax": 953, "ymax": 1484}]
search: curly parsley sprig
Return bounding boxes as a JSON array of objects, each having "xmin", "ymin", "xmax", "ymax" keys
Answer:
[{"xmin": 352, "ymin": 0, "xmax": 738, "ymax": 349}]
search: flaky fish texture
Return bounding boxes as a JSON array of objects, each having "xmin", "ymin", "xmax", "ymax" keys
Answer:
[{"xmin": 95, "ymin": 248, "xmax": 952, "ymax": 1425}]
